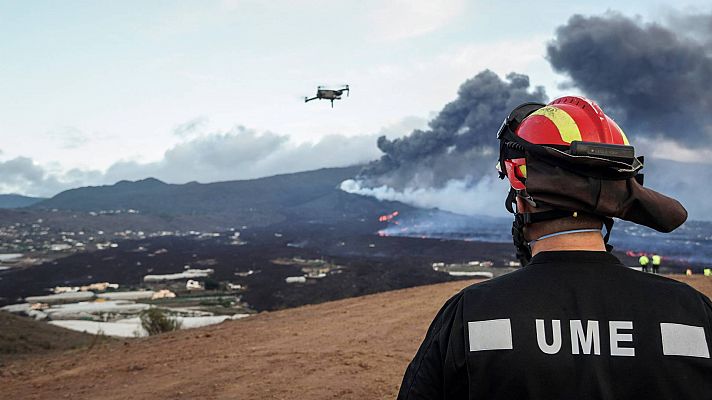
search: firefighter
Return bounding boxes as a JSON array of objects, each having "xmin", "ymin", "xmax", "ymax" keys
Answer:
[
  {"xmin": 397, "ymin": 96, "xmax": 711, "ymax": 399},
  {"xmin": 639, "ymin": 254, "xmax": 650, "ymax": 272},
  {"xmin": 651, "ymin": 253, "xmax": 662, "ymax": 274}
]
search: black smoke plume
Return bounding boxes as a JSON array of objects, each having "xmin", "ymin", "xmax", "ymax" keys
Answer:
[
  {"xmin": 359, "ymin": 70, "xmax": 547, "ymax": 189},
  {"xmin": 547, "ymin": 12, "xmax": 712, "ymax": 144}
]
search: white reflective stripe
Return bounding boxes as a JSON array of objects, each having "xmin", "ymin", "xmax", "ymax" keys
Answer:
[
  {"xmin": 468, "ymin": 319, "xmax": 513, "ymax": 352},
  {"xmin": 660, "ymin": 323, "xmax": 710, "ymax": 358}
]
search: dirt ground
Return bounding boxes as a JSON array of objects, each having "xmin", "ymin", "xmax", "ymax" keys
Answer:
[{"xmin": 1, "ymin": 275, "xmax": 711, "ymax": 400}]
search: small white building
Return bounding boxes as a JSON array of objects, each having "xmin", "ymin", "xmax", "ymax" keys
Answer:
[
  {"xmin": 26, "ymin": 291, "xmax": 95, "ymax": 304},
  {"xmin": 151, "ymin": 289, "xmax": 176, "ymax": 300},
  {"xmin": 285, "ymin": 276, "xmax": 307, "ymax": 284},
  {"xmin": 186, "ymin": 280, "xmax": 204, "ymax": 290},
  {"xmin": 144, "ymin": 268, "xmax": 214, "ymax": 282},
  {"xmin": 97, "ymin": 291, "xmax": 154, "ymax": 301}
]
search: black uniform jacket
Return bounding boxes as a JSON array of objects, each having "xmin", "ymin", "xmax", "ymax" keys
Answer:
[{"xmin": 397, "ymin": 251, "xmax": 712, "ymax": 399}]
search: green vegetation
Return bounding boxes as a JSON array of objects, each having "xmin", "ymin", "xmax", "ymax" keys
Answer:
[
  {"xmin": 203, "ymin": 278, "xmax": 220, "ymax": 290},
  {"xmin": 139, "ymin": 308, "xmax": 181, "ymax": 335}
]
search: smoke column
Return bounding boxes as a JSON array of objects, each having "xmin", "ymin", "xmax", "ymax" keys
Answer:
[
  {"xmin": 360, "ymin": 70, "xmax": 547, "ymax": 190},
  {"xmin": 341, "ymin": 70, "xmax": 547, "ymax": 216}
]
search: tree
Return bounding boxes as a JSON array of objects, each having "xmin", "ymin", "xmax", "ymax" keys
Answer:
[{"xmin": 139, "ymin": 308, "xmax": 181, "ymax": 335}]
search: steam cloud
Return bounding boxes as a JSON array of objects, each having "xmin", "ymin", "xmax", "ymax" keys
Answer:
[{"xmin": 340, "ymin": 176, "xmax": 510, "ymax": 216}]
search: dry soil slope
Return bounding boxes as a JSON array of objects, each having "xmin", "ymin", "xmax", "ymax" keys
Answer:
[
  {"xmin": 1, "ymin": 275, "xmax": 711, "ymax": 400},
  {"xmin": 0, "ymin": 311, "xmax": 103, "ymax": 360}
]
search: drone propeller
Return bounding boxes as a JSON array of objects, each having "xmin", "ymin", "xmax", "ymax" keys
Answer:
[{"xmin": 300, "ymin": 94, "xmax": 316, "ymax": 103}]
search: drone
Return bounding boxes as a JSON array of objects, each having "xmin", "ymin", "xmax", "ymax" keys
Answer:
[{"xmin": 305, "ymin": 85, "xmax": 349, "ymax": 107}]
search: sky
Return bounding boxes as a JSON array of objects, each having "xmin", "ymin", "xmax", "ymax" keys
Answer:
[{"xmin": 0, "ymin": 0, "xmax": 711, "ymax": 200}]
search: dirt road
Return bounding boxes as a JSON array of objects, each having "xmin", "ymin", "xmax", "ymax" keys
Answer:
[{"xmin": 1, "ymin": 275, "xmax": 710, "ymax": 400}]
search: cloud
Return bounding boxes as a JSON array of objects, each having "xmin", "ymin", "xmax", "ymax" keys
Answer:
[
  {"xmin": 45, "ymin": 126, "xmax": 90, "ymax": 149},
  {"xmin": 101, "ymin": 126, "xmax": 382, "ymax": 184},
  {"xmin": 369, "ymin": 0, "xmax": 465, "ymax": 41},
  {"xmin": 173, "ymin": 116, "xmax": 209, "ymax": 138},
  {"xmin": 0, "ymin": 126, "xmax": 382, "ymax": 197},
  {"xmin": 437, "ymin": 36, "xmax": 551, "ymax": 80},
  {"xmin": 0, "ymin": 157, "xmax": 91, "ymax": 197},
  {"xmin": 636, "ymin": 136, "xmax": 712, "ymax": 164},
  {"xmin": 376, "ymin": 115, "xmax": 430, "ymax": 139}
]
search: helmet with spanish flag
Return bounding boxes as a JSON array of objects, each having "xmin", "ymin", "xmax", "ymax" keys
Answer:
[{"xmin": 496, "ymin": 95, "xmax": 687, "ymax": 265}]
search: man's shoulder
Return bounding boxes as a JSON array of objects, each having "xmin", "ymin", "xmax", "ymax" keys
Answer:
[
  {"xmin": 455, "ymin": 267, "xmax": 533, "ymax": 299},
  {"xmin": 621, "ymin": 266, "xmax": 709, "ymax": 298},
  {"xmin": 457, "ymin": 259, "xmax": 708, "ymax": 302}
]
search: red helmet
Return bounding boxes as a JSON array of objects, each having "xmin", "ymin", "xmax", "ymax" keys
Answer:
[
  {"xmin": 502, "ymin": 96, "xmax": 630, "ymax": 190},
  {"xmin": 496, "ymin": 95, "xmax": 686, "ymax": 266}
]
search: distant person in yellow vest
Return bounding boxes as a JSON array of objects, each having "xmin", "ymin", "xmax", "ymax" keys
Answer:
[
  {"xmin": 651, "ymin": 254, "xmax": 662, "ymax": 274},
  {"xmin": 639, "ymin": 255, "xmax": 650, "ymax": 272}
]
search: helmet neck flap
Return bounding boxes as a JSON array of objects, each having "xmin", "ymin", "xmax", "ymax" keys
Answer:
[{"xmin": 496, "ymin": 102, "xmax": 687, "ymax": 266}]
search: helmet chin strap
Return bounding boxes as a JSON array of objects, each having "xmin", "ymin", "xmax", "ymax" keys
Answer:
[{"xmin": 506, "ymin": 188, "xmax": 615, "ymax": 266}]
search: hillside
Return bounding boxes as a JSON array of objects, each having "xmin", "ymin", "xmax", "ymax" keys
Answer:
[
  {"xmin": 0, "ymin": 194, "xmax": 45, "ymax": 209},
  {"xmin": 25, "ymin": 166, "xmax": 416, "ymax": 231},
  {"xmin": 0, "ymin": 279, "xmax": 477, "ymax": 399},
  {"xmin": 2, "ymin": 275, "xmax": 711, "ymax": 399},
  {"xmin": 0, "ymin": 311, "xmax": 102, "ymax": 359},
  {"xmin": 34, "ymin": 166, "xmax": 364, "ymax": 215}
]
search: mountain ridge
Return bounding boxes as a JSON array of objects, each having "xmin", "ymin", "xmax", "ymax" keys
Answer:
[
  {"xmin": 28, "ymin": 166, "xmax": 414, "ymax": 231},
  {"xmin": 33, "ymin": 166, "xmax": 363, "ymax": 214},
  {"xmin": 0, "ymin": 194, "xmax": 46, "ymax": 209}
]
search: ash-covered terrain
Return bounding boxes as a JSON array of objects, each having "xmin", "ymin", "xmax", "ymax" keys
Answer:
[
  {"xmin": 0, "ymin": 166, "xmax": 516, "ymax": 311},
  {"xmin": 0, "ymin": 224, "xmax": 513, "ymax": 311}
]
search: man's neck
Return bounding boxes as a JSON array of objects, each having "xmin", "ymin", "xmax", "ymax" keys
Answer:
[{"xmin": 530, "ymin": 231, "xmax": 606, "ymax": 256}]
